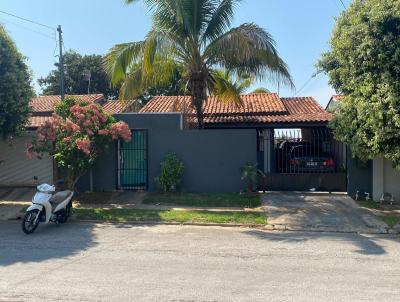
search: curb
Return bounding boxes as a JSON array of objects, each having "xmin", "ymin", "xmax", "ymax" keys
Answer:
[
  {"xmin": 70, "ymin": 219, "xmax": 400, "ymax": 234},
  {"xmin": 2, "ymin": 219, "xmax": 400, "ymax": 234},
  {"xmin": 264, "ymin": 223, "xmax": 399, "ymax": 235},
  {"xmin": 70, "ymin": 218, "xmax": 265, "ymax": 229}
]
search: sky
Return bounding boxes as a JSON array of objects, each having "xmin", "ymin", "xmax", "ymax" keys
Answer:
[{"xmin": 0, "ymin": 0, "xmax": 351, "ymax": 107}]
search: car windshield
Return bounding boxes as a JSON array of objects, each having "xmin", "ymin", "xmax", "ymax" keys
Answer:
[{"xmin": 290, "ymin": 144, "xmax": 321, "ymax": 157}]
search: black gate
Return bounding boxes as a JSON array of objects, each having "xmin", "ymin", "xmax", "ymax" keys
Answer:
[
  {"xmin": 118, "ymin": 129, "xmax": 148, "ymax": 190},
  {"xmin": 258, "ymin": 128, "xmax": 347, "ymax": 192}
]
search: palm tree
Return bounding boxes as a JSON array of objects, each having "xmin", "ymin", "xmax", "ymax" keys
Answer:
[
  {"xmin": 104, "ymin": 0, "xmax": 294, "ymax": 128},
  {"xmin": 250, "ymin": 87, "xmax": 271, "ymax": 94}
]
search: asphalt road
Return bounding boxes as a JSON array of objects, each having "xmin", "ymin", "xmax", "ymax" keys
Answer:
[{"xmin": 1, "ymin": 222, "xmax": 400, "ymax": 302}]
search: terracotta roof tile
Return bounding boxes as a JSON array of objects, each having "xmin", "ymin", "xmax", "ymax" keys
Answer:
[
  {"xmin": 332, "ymin": 95, "xmax": 344, "ymax": 102},
  {"xmin": 140, "ymin": 94, "xmax": 332, "ymax": 126},
  {"xmin": 30, "ymin": 94, "xmax": 105, "ymax": 113},
  {"xmin": 140, "ymin": 93, "xmax": 286, "ymax": 115},
  {"xmin": 27, "ymin": 116, "xmax": 53, "ymax": 129},
  {"xmin": 27, "ymin": 95, "xmax": 140, "ymax": 128},
  {"xmin": 102, "ymin": 100, "xmax": 142, "ymax": 114}
]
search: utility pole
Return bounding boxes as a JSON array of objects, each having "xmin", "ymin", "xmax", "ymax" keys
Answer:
[{"xmin": 57, "ymin": 25, "xmax": 65, "ymax": 100}]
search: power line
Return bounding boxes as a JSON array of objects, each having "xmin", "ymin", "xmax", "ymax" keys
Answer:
[
  {"xmin": 0, "ymin": 9, "xmax": 56, "ymax": 31},
  {"xmin": 293, "ymin": 72, "xmax": 319, "ymax": 96},
  {"xmin": 338, "ymin": 0, "xmax": 347, "ymax": 9},
  {"xmin": 0, "ymin": 17, "xmax": 56, "ymax": 40}
]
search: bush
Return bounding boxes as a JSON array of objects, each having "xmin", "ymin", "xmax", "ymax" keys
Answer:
[
  {"xmin": 156, "ymin": 153, "xmax": 184, "ymax": 192},
  {"xmin": 241, "ymin": 163, "xmax": 263, "ymax": 193}
]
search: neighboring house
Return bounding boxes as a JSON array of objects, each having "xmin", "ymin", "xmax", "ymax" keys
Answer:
[
  {"xmin": 0, "ymin": 94, "xmax": 139, "ymax": 187},
  {"xmin": 325, "ymin": 95, "xmax": 344, "ymax": 112},
  {"xmin": 79, "ymin": 93, "xmax": 346, "ymax": 193},
  {"xmin": 327, "ymin": 94, "xmax": 400, "ymax": 202}
]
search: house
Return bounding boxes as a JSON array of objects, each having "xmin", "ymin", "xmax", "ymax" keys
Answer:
[
  {"xmin": 78, "ymin": 93, "xmax": 346, "ymax": 193},
  {"xmin": 0, "ymin": 94, "xmax": 139, "ymax": 187},
  {"xmin": 325, "ymin": 95, "xmax": 344, "ymax": 112},
  {"xmin": 329, "ymin": 95, "xmax": 400, "ymax": 202}
]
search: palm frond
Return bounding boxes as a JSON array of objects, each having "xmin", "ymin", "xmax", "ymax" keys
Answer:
[
  {"xmin": 209, "ymin": 69, "xmax": 245, "ymax": 105},
  {"xmin": 250, "ymin": 87, "xmax": 270, "ymax": 94},
  {"xmin": 118, "ymin": 58, "xmax": 181, "ymax": 100},
  {"xmin": 201, "ymin": 0, "xmax": 239, "ymax": 44},
  {"xmin": 204, "ymin": 23, "xmax": 295, "ymax": 89},
  {"xmin": 103, "ymin": 42, "xmax": 145, "ymax": 86}
]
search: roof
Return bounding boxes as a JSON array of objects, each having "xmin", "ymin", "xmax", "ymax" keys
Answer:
[
  {"xmin": 27, "ymin": 94, "xmax": 140, "ymax": 129},
  {"xmin": 102, "ymin": 100, "xmax": 141, "ymax": 114},
  {"xmin": 28, "ymin": 116, "xmax": 53, "ymax": 129},
  {"xmin": 325, "ymin": 95, "xmax": 344, "ymax": 111},
  {"xmin": 30, "ymin": 94, "xmax": 105, "ymax": 113},
  {"xmin": 140, "ymin": 94, "xmax": 333, "ymax": 127},
  {"xmin": 141, "ymin": 93, "xmax": 286, "ymax": 115},
  {"xmin": 332, "ymin": 95, "xmax": 344, "ymax": 102}
]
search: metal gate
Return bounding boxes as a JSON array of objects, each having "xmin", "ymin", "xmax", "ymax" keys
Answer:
[
  {"xmin": 258, "ymin": 127, "xmax": 347, "ymax": 192},
  {"xmin": 118, "ymin": 129, "xmax": 148, "ymax": 190}
]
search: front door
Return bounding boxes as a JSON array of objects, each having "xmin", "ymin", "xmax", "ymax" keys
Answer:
[{"xmin": 118, "ymin": 130, "xmax": 148, "ymax": 190}]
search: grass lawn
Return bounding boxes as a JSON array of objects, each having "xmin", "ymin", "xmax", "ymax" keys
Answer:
[
  {"xmin": 142, "ymin": 192, "xmax": 261, "ymax": 208},
  {"xmin": 356, "ymin": 199, "xmax": 380, "ymax": 209},
  {"xmin": 382, "ymin": 216, "xmax": 400, "ymax": 228},
  {"xmin": 73, "ymin": 208, "xmax": 266, "ymax": 225}
]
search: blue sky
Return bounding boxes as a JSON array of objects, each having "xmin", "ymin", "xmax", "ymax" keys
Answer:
[{"xmin": 0, "ymin": 0, "xmax": 350, "ymax": 107}]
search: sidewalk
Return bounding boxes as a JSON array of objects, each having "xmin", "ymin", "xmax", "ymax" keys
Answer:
[
  {"xmin": 0, "ymin": 189, "xmax": 265, "ymax": 222},
  {"xmin": 0, "ymin": 187, "xmax": 34, "ymax": 220}
]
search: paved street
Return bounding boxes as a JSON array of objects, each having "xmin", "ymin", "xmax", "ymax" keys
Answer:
[{"xmin": 1, "ymin": 222, "xmax": 400, "ymax": 302}]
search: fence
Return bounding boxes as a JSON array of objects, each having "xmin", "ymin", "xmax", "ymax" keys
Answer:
[{"xmin": 258, "ymin": 127, "xmax": 347, "ymax": 192}]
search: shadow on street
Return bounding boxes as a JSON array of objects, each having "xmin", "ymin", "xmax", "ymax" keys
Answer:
[
  {"xmin": 243, "ymin": 229, "xmax": 400, "ymax": 255},
  {"xmin": 0, "ymin": 222, "xmax": 97, "ymax": 266}
]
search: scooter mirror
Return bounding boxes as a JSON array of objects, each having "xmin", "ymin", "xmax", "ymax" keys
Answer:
[{"xmin": 56, "ymin": 179, "xmax": 65, "ymax": 185}]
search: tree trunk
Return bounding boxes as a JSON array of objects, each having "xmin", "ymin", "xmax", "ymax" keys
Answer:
[
  {"xmin": 188, "ymin": 70, "xmax": 207, "ymax": 129},
  {"xmin": 193, "ymin": 95, "xmax": 204, "ymax": 129}
]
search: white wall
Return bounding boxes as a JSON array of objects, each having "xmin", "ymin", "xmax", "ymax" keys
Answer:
[{"xmin": 373, "ymin": 157, "xmax": 400, "ymax": 201}]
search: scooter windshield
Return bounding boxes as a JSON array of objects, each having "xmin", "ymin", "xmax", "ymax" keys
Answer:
[{"xmin": 37, "ymin": 184, "xmax": 55, "ymax": 193}]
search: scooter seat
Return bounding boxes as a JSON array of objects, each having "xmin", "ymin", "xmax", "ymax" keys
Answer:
[{"xmin": 50, "ymin": 190, "xmax": 73, "ymax": 207}]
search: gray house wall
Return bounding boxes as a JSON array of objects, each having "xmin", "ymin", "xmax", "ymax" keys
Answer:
[
  {"xmin": 346, "ymin": 148, "xmax": 372, "ymax": 197},
  {"xmin": 79, "ymin": 113, "xmax": 257, "ymax": 193}
]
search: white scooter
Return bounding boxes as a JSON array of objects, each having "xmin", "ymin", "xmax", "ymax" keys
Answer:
[{"xmin": 22, "ymin": 182, "xmax": 74, "ymax": 234}]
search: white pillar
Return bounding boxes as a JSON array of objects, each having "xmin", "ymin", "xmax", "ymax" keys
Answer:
[{"xmin": 373, "ymin": 156, "xmax": 384, "ymax": 201}]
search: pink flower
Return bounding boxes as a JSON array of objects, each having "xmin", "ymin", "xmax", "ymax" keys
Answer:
[
  {"xmin": 25, "ymin": 143, "xmax": 38, "ymax": 159},
  {"xmin": 37, "ymin": 120, "xmax": 56, "ymax": 142},
  {"xmin": 83, "ymin": 120, "xmax": 92, "ymax": 127},
  {"xmin": 98, "ymin": 129, "xmax": 109, "ymax": 136},
  {"xmin": 75, "ymin": 138, "xmax": 91, "ymax": 155},
  {"xmin": 65, "ymin": 120, "xmax": 80, "ymax": 133},
  {"xmin": 110, "ymin": 122, "xmax": 131, "ymax": 142}
]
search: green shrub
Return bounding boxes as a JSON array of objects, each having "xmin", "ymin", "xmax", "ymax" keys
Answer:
[
  {"xmin": 156, "ymin": 153, "xmax": 184, "ymax": 192},
  {"xmin": 241, "ymin": 163, "xmax": 264, "ymax": 192}
]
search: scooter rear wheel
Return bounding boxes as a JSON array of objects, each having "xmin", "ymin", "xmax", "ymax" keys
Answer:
[{"xmin": 22, "ymin": 210, "xmax": 40, "ymax": 234}]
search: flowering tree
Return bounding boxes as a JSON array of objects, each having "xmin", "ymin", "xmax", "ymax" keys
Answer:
[{"xmin": 27, "ymin": 97, "xmax": 131, "ymax": 189}]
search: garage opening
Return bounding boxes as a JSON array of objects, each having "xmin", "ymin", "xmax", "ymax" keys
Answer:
[{"xmin": 258, "ymin": 127, "xmax": 347, "ymax": 192}]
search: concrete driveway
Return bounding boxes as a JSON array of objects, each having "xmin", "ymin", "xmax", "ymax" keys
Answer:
[
  {"xmin": 263, "ymin": 192, "xmax": 389, "ymax": 233},
  {"xmin": 1, "ymin": 223, "xmax": 400, "ymax": 301}
]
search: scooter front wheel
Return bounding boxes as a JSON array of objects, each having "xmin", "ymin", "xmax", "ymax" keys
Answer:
[{"xmin": 22, "ymin": 210, "xmax": 40, "ymax": 234}]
